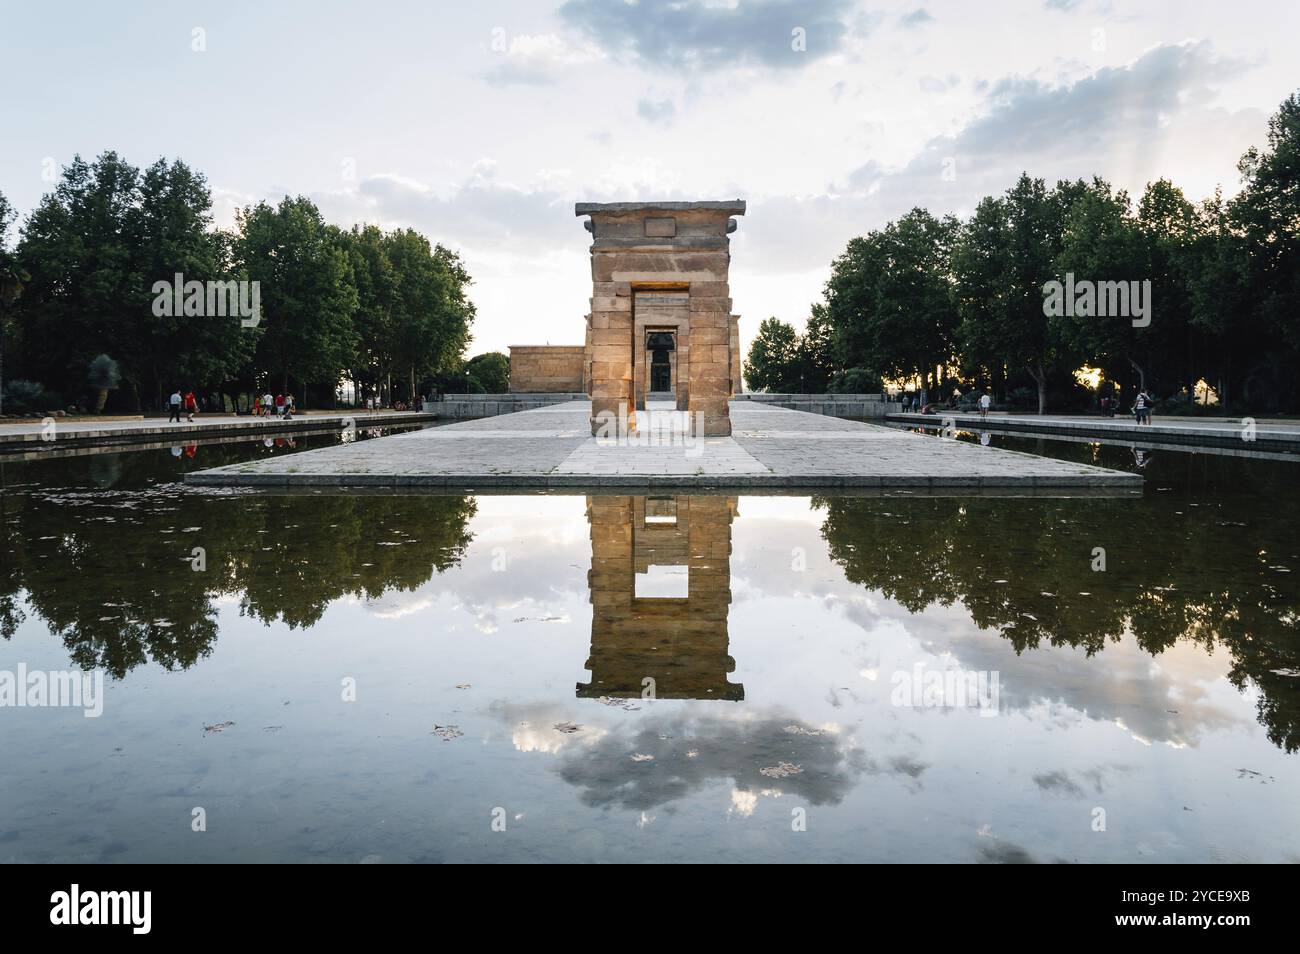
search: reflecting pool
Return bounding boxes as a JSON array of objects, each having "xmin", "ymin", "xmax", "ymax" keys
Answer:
[{"xmin": 1, "ymin": 437, "xmax": 1297, "ymax": 862}]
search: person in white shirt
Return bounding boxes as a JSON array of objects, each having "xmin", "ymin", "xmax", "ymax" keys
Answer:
[
  {"xmin": 978, "ymin": 392, "xmax": 991, "ymax": 420},
  {"xmin": 1135, "ymin": 390, "xmax": 1152, "ymax": 425}
]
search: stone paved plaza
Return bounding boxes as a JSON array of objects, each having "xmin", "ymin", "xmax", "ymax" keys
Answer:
[{"xmin": 184, "ymin": 400, "xmax": 1142, "ymax": 490}]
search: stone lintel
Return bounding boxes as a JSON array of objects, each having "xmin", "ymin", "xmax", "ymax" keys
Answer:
[{"xmin": 576, "ymin": 201, "xmax": 746, "ymax": 216}]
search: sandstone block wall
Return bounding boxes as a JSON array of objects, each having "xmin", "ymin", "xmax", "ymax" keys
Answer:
[
  {"xmin": 508, "ymin": 345, "xmax": 586, "ymax": 393},
  {"xmin": 576, "ymin": 201, "xmax": 746, "ymax": 437}
]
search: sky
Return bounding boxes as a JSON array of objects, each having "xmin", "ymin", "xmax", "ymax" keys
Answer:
[{"xmin": 3, "ymin": 0, "xmax": 1298, "ymax": 357}]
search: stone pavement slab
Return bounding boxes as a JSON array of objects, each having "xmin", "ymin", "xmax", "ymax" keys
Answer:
[{"xmin": 184, "ymin": 400, "xmax": 1142, "ymax": 490}]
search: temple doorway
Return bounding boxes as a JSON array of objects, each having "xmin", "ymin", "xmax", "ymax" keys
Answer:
[{"xmin": 646, "ymin": 330, "xmax": 676, "ymax": 396}]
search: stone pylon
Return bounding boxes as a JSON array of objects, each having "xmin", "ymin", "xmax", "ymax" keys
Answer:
[{"xmin": 575, "ymin": 201, "xmax": 745, "ymax": 437}]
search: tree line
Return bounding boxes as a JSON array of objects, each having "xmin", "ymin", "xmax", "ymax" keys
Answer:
[
  {"xmin": 0, "ymin": 151, "xmax": 485, "ymax": 414},
  {"xmin": 745, "ymin": 91, "xmax": 1300, "ymax": 414}
]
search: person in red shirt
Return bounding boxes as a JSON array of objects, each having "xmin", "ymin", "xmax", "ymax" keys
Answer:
[{"xmin": 183, "ymin": 391, "xmax": 198, "ymax": 422}]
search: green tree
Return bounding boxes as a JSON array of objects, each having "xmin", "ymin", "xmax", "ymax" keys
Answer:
[
  {"xmin": 427, "ymin": 243, "xmax": 475, "ymax": 387},
  {"xmin": 0, "ymin": 190, "xmax": 30, "ymax": 415},
  {"xmin": 953, "ymin": 175, "xmax": 1084, "ymax": 413},
  {"xmin": 1053, "ymin": 180, "xmax": 1150, "ymax": 390},
  {"xmin": 134, "ymin": 157, "xmax": 250, "ymax": 405},
  {"xmin": 385, "ymin": 229, "xmax": 474, "ymax": 402},
  {"xmin": 15, "ymin": 152, "xmax": 144, "ymax": 408},
  {"xmin": 744, "ymin": 317, "xmax": 800, "ymax": 391},
  {"xmin": 824, "ymin": 208, "xmax": 958, "ymax": 395},
  {"xmin": 342, "ymin": 224, "xmax": 397, "ymax": 404},
  {"xmin": 1187, "ymin": 189, "xmax": 1254, "ymax": 407},
  {"xmin": 87, "ymin": 353, "xmax": 120, "ymax": 412},
  {"xmin": 10, "ymin": 153, "xmax": 248, "ymax": 411},
  {"xmin": 234, "ymin": 196, "xmax": 358, "ymax": 396},
  {"xmin": 1230, "ymin": 90, "xmax": 1300, "ymax": 410},
  {"xmin": 1135, "ymin": 178, "xmax": 1200, "ymax": 397},
  {"xmin": 797, "ymin": 304, "xmax": 835, "ymax": 392},
  {"xmin": 465, "ymin": 351, "xmax": 509, "ymax": 393}
]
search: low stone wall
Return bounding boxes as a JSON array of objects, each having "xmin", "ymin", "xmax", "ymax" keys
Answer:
[
  {"xmin": 426, "ymin": 393, "xmax": 903, "ymax": 420},
  {"xmin": 426, "ymin": 393, "xmax": 587, "ymax": 418},
  {"xmin": 734, "ymin": 393, "xmax": 902, "ymax": 418},
  {"xmin": 508, "ymin": 346, "xmax": 587, "ymax": 393}
]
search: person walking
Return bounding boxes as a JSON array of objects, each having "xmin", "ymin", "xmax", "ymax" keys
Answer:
[
  {"xmin": 275, "ymin": 393, "xmax": 285, "ymax": 418},
  {"xmin": 978, "ymin": 391, "xmax": 991, "ymax": 421},
  {"xmin": 263, "ymin": 391, "xmax": 274, "ymax": 418},
  {"xmin": 183, "ymin": 390, "xmax": 197, "ymax": 423},
  {"xmin": 1134, "ymin": 388, "xmax": 1151, "ymax": 425},
  {"xmin": 1133, "ymin": 389, "xmax": 1154, "ymax": 426},
  {"xmin": 284, "ymin": 393, "xmax": 295, "ymax": 419},
  {"xmin": 167, "ymin": 389, "xmax": 183, "ymax": 423}
]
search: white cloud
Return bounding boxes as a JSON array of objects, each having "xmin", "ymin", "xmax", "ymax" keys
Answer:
[{"xmin": 482, "ymin": 32, "xmax": 606, "ymax": 86}]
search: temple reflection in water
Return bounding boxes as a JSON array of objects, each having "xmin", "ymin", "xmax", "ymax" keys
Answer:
[{"xmin": 579, "ymin": 495, "xmax": 744, "ymax": 701}]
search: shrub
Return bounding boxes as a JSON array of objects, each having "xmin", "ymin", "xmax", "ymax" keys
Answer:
[{"xmin": 2, "ymin": 379, "xmax": 62, "ymax": 414}]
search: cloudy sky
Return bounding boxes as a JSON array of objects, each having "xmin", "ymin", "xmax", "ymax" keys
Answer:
[{"xmin": 3, "ymin": 0, "xmax": 1296, "ymax": 356}]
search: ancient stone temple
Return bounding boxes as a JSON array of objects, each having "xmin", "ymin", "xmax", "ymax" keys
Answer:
[
  {"xmin": 579, "ymin": 495, "xmax": 743, "ymax": 701},
  {"xmin": 577, "ymin": 201, "xmax": 744, "ymax": 436},
  {"xmin": 508, "ymin": 202, "xmax": 744, "ymax": 435}
]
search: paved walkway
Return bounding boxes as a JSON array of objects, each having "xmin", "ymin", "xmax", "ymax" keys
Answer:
[
  {"xmin": 0, "ymin": 410, "xmax": 435, "ymax": 450},
  {"xmin": 185, "ymin": 401, "xmax": 1141, "ymax": 490},
  {"xmin": 886, "ymin": 411, "xmax": 1300, "ymax": 449}
]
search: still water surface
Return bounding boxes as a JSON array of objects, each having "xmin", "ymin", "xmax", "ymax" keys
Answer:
[{"xmin": 1, "ymin": 430, "xmax": 1297, "ymax": 862}]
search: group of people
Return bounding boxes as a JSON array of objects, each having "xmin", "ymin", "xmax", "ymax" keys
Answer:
[
  {"xmin": 166, "ymin": 389, "xmax": 199, "ymax": 423},
  {"xmin": 896, "ymin": 390, "xmax": 993, "ymax": 418},
  {"xmin": 253, "ymin": 392, "xmax": 295, "ymax": 419},
  {"xmin": 899, "ymin": 386, "xmax": 1155, "ymax": 425},
  {"xmin": 1099, "ymin": 389, "xmax": 1155, "ymax": 424},
  {"xmin": 164, "ymin": 390, "xmax": 297, "ymax": 422}
]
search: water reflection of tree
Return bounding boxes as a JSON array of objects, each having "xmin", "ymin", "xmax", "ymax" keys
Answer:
[
  {"xmin": 234, "ymin": 495, "xmax": 476, "ymax": 629},
  {"xmin": 2, "ymin": 458, "xmax": 475, "ymax": 677},
  {"xmin": 816, "ymin": 496, "xmax": 1300, "ymax": 752}
]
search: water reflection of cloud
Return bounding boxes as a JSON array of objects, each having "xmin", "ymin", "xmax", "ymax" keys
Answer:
[
  {"xmin": 837, "ymin": 593, "xmax": 1245, "ymax": 749},
  {"xmin": 491, "ymin": 701, "xmax": 610, "ymax": 754},
  {"xmin": 1033, "ymin": 764, "xmax": 1134, "ymax": 798},
  {"xmin": 509, "ymin": 708, "xmax": 928, "ymax": 812},
  {"xmin": 357, "ymin": 504, "xmax": 592, "ymax": 632}
]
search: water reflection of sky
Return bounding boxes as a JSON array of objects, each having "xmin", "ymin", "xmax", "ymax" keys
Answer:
[{"xmin": 1, "ymin": 492, "xmax": 1297, "ymax": 863}]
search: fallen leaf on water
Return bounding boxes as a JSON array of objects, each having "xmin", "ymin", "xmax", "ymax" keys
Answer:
[
  {"xmin": 596, "ymin": 696, "xmax": 641, "ymax": 711},
  {"xmin": 553, "ymin": 721, "xmax": 582, "ymax": 734},
  {"xmin": 432, "ymin": 724, "xmax": 463, "ymax": 741},
  {"xmin": 784, "ymin": 724, "xmax": 822, "ymax": 736},
  {"xmin": 631, "ymin": 753, "xmax": 655, "ymax": 762},
  {"xmin": 203, "ymin": 721, "xmax": 235, "ymax": 734},
  {"xmin": 455, "ymin": 683, "xmax": 471, "ymax": 689},
  {"xmin": 760, "ymin": 761, "xmax": 803, "ymax": 779}
]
